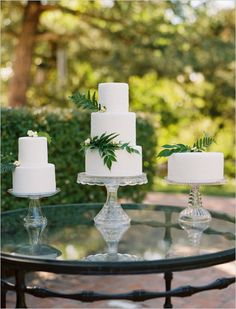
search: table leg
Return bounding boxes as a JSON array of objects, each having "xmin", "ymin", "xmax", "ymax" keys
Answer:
[
  {"xmin": 15, "ymin": 269, "xmax": 27, "ymax": 308},
  {"xmin": 163, "ymin": 271, "xmax": 173, "ymax": 308},
  {"xmin": 1, "ymin": 284, "xmax": 7, "ymax": 308}
]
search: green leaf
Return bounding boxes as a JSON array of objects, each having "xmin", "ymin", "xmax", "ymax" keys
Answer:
[
  {"xmin": 38, "ymin": 131, "xmax": 52, "ymax": 144},
  {"xmin": 81, "ymin": 133, "xmax": 140, "ymax": 169},
  {"xmin": 192, "ymin": 133, "xmax": 215, "ymax": 151},
  {"xmin": 157, "ymin": 149, "xmax": 173, "ymax": 158},
  {"xmin": 157, "ymin": 143, "xmax": 190, "ymax": 158},
  {"xmin": 158, "ymin": 133, "xmax": 216, "ymax": 158},
  {"xmin": 69, "ymin": 91, "xmax": 104, "ymax": 112},
  {"xmin": 161, "ymin": 144, "xmax": 178, "ymax": 149}
]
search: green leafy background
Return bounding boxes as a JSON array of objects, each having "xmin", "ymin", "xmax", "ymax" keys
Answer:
[{"xmin": 1, "ymin": 0, "xmax": 235, "ymax": 207}]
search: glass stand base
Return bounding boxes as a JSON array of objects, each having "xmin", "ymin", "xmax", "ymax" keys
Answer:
[
  {"xmin": 84, "ymin": 253, "xmax": 140, "ymax": 262},
  {"xmin": 12, "ymin": 244, "xmax": 61, "ymax": 259}
]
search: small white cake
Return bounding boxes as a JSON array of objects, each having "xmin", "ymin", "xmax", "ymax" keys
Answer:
[
  {"xmin": 13, "ymin": 137, "xmax": 56, "ymax": 194},
  {"xmin": 167, "ymin": 152, "xmax": 224, "ymax": 183},
  {"xmin": 85, "ymin": 82, "xmax": 143, "ymax": 177}
]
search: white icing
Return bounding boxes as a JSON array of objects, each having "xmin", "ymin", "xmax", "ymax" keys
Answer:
[
  {"xmin": 13, "ymin": 136, "xmax": 56, "ymax": 194},
  {"xmin": 98, "ymin": 83, "xmax": 128, "ymax": 113},
  {"xmin": 85, "ymin": 146, "xmax": 142, "ymax": 177},
  {"xmin": 167, "ymin": 152, "xmax": 224, "ymax": 183},
  {"xmin": 91, "ymin": 112, "xmax": 136, "ymax": 144},
  {"xmin": 13, "ymin": 164, "xmax": 56, "ymax": 194},
  {"xmin": 19, "ymin": 137, "xmax": 48, "ymax": 165}
]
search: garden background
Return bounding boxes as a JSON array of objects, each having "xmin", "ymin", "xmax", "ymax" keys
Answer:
[{"xmin": 1, "ymin": 0, "xmax": 235, "ymax": 211}]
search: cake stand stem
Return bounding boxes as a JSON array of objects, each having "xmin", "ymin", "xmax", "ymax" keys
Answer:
[
  {"xmin": 188, "ymin": 185, "xmax": 202, "ymax": 208},
  {"xmin": 24, "ymin": 198, "xmax": 47, "ymax": 254},
  {"xmin": 94, "ymin": 184, "xmax": 131, "ymax": 227},
  {"xmin": 179, "ymin": 185, "xmax": 211, "ymax": 247}
]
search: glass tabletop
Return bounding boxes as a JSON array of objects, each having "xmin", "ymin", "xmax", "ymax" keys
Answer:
[{"xmin": 1, "ymin": 203, "xmax": 235, "ymax": 265}]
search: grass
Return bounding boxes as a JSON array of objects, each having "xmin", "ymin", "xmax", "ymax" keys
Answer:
[{"xmin": 154, "ymin": 177, "xmax": 235, "ymax": 197}]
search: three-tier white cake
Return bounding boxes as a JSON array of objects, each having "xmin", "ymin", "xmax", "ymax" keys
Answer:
[
  {"xmin": 12, "ymin": 136, "xmax": 56, "ymax": 194},
  {"xmin": 85, "ymin": 83, "xmax": 143, "ymax": 177}
]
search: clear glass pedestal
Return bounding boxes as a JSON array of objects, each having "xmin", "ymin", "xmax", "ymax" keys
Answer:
[
  {"xmin": 77, "ymin": 172, "xmax": 147, "ymax": 261},
  {"xmin": 77, "ymin": 173, "xmax": 147, "ymax": 227},
  {"xmin": 165, "ymin": 179, "xmax": 226, "ymax": 246},
  {"xmin": 8, "ymin": 189, "xmax": 61, "ymax": 258}
]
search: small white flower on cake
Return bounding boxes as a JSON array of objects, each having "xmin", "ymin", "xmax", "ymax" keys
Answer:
[
  {"xmin": 84, "ymin": 138, "xmax": 91, "ymax": 145},
  {"xmin": 27, "ymin": 130, "xmax": 38, "ymax": 137},
  {"xmin": 27, "ymin": 130, "xmax": 34, "ymax": 137},
  {"xmin": 13, "ymin": 160, "xmax": 20, "ymax": 167},
  {"xmin": 100, "ymin": 106, "xmax": 106, "ymax": 112}
]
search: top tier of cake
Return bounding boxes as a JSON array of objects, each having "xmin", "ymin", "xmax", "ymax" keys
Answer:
[
  {"xmin": 18, "ymin": 137, "xmax": 48, "ymax": 166},
  {"xmin": 91, "ymin": 83, "xmax": 136, "ymax": 144},
  {"xmin": 98, "ymin": 83, "xmax": 129, "ymax": 113}
]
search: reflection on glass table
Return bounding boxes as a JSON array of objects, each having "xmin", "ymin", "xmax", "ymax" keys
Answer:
[
  {"xmin": 1, "ymin": 203, "xmax": 235, "ymax": 309},
  {"xmin": 1, "ymin": 204, "xmax": 235, "ymax": 262}
]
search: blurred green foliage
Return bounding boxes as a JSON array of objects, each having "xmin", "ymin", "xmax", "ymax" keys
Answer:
[
  {"xmin": 1, "ymin": 108, "xmax": 157, "ymax": 211},
  {"xmin": 1, "ymin": 0, "xmax": 235, "ymax": 197}
]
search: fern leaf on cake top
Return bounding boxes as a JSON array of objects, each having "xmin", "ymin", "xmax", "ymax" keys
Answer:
[
  {"xmin": 69, "ymin": 91, "xmax": 106, "ymax": 112},
  {"xmin": 157, "ymin": 133, "xmax": 216, "ymax": 158}
]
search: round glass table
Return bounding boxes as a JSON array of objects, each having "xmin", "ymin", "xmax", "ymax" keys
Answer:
[{"xmin": 1, "ymin": 203, "xmax": 235, "ymax": 308}]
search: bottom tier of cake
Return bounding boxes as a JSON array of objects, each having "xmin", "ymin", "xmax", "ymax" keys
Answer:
[
  {"xmin": 85, "ymin": 146, "xmax": 142, "ymax": 177},
  {"xmin": 167, "ymin": 152, "xmax": 224, "ymax": 183},
  {"xmin": 13, "ymin": 164, "xmax": 56, "ymax": 194}
]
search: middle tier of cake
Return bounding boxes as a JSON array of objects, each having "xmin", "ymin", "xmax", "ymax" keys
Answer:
[{"xmin": 91, "ymin": 112, "xmax": 136, "ymax": 144}]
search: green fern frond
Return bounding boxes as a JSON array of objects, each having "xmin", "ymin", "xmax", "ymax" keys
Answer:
[
  {"xmin": 157, "ymin": 133, "xmax": 215, "ymax": 158},
  {"xmin": 192, "ymin": 134, "xmax": 215, "ymax": 151},
  {"xmin": 69, "ymin": 91, "xmax": 106, "ymax": 112},
  {"xmin": 81, "ymin": 133, "xmax": 140, "ymax": 170}
]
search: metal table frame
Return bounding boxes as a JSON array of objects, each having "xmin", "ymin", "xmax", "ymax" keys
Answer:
[{"xmin": 1, "ymin": 204, "xmax": 235, "ymax": 308}]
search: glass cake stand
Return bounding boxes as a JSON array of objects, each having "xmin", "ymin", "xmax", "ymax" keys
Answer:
[
  {"xmin": 165, "ymin": 178, "xmax": 226, "ymax": 246},
  {"xmin": 77, "ymin": 173, "xmax": 147, "ymax": 227},
  {"xmin": 77, "ymin": 173, "xmax": 147, "ymax": 262},
  {"xmin": 8, "ymin": 189, "xmax": 61, "ymax": 258}
]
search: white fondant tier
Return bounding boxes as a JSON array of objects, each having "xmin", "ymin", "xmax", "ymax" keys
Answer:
[
  {"xmin": 167, "ymin": 152, "xmax": 224, "ymax": 183},
  {"xmin": 12, "ymin": 164, "xmax": 56, "ymax": 194},
  {"xmin": 98, "ymin": 83, "xmax": 128, "ymax": 113},
  {"xmin": 85, "ymin": 146, "xmax": 142, "ymax": 177},
  {"xmin": 91, "ymin": 112, "xmax": 136, "ymax": 144},
  {"xmin": 19, "ymin": 137, "xmax": 48, "ymax": 165}
]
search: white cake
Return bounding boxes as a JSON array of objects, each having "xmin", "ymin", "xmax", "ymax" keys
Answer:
[
  {"xmin": 12, "ymin": 137, "xmax": 56, "ymax": 194},
  {"xmin": 167, "ymin": 152, "xmax": 224, "ymax": 183},
  {"xmin": 85, "ymin": 83, "xmax": 143, "ymax": 177}
]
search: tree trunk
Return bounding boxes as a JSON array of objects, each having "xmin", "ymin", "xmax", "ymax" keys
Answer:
[{"xmin": 8, "ymin": 1, "xmax": 42, "ymax": 107}]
